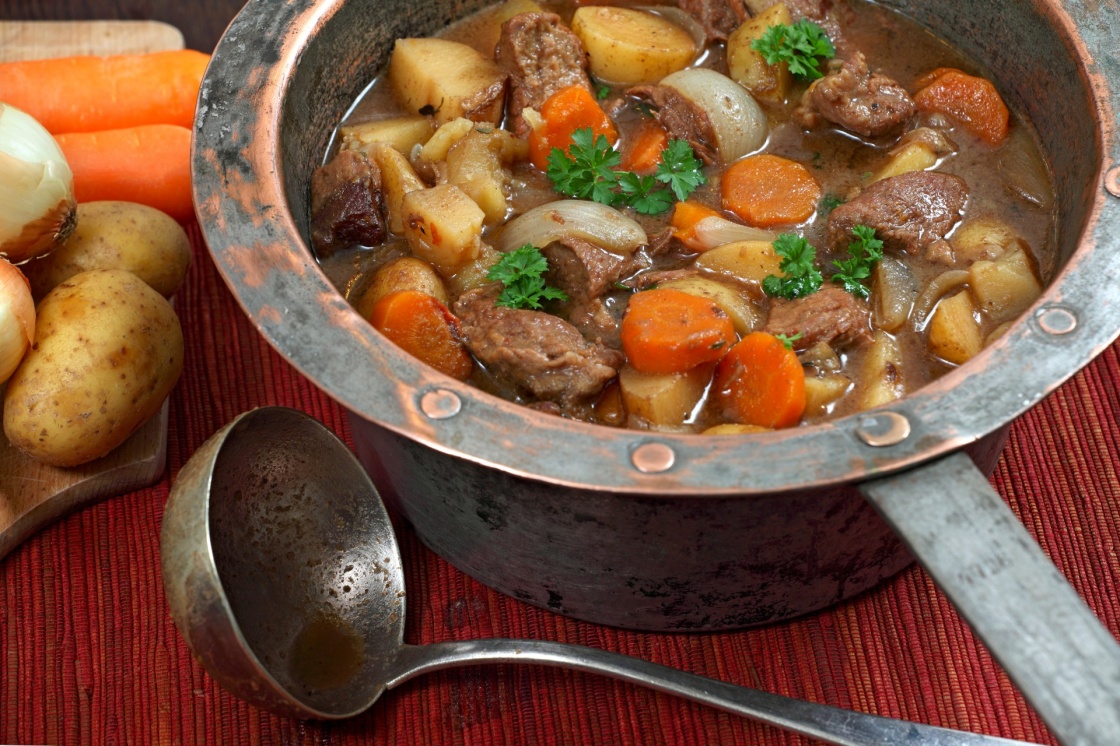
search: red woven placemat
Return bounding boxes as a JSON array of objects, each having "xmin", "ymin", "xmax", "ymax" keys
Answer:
[{"xmin": 4, "ymin": 225, "xmax": 1118, "ymax": 745}]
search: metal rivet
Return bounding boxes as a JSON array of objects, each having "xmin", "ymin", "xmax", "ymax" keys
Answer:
[
  {"xmin": 419, "ymin": 389, "xmax": 461, "ymax": 420},
  {"xmin": 1036, "ymin": 305, "xmax": 1078, "ymax": 336},
  {"xmin": 855, "ymin": 411, "xmax": 911, "ymax": 447},
  {"xmin": 1106, "ymin": 167, "xmax": 1120, "ymax": 199},
  {"xmin": 631, "ymin": 442, "xmax": 676, "ymax": 473}
]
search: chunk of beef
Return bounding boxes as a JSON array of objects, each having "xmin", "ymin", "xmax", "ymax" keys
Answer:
[
  {"xmin": 745, "ymin": 0, "xmax": 856, "ymax": 57},
  {"xmin": 626, "ymin": 85, "xmax": 718, "ymax": 165},
  {"xmin": 454, "ymin": 288, "xmax": 624, "ymax": 408},
  {"xmin": 567, "ymin": 297, "xmax": 623, "ymax": 349},
  {"xmin": 542, "ymin": 237, "xmax": 649, "ymax": 305},
  {"xmin": 496, "ymin": 12, "xmax": 592, "ymax": 138},
  {"xmin": 677, "ymin": 0, "xmax": 749, "ymax": 42},
  {"xmin": 801, "ymin": 52, "xmax": 915, "ymax": 138},
  {"xmin": 827, "ymin": 171, "xmax": 968, "ymax": 259},
  {"xmin": 310, "ymin": 149, "xmax": 386, "ymax": 256},
  {"xmin": 762, "ymin": 285, "xmax": 872, "ymax": 349}
]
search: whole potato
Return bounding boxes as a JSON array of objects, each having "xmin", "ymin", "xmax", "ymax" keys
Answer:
[
  {"xmin": 21, "ymin": 201, "xmax": 191, "ymax": 300},
  {"xmin": 3, "ymin": 269, "xmax": 184, "ymax": 467}
]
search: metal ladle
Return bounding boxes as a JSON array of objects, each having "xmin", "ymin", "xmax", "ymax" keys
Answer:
[{"xmin": 160, "ymin": 406, "xmax": 1034, "ymax": 745}]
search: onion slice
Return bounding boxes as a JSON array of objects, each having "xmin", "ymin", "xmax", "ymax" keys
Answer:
[
  {"xmin": 660, "ymin": 68, "xmax": 768, "ymax": 162},
  {"xmin": 496, "ymin": 200, "xmax": 648, "ymax": 256},
  {"xmin": 0, "ymin": 103, "xmax": 77, "ymax": 263},
  {"xmin": 691, "ymin": 215, "xmax": 776, "ymax": 250},
  {"xmin": 911, "ymin": 269, "xmax": 970, "ymax": 330},
  {"xmin": 0, "ymin": 257, "xmax": 35, "ymax": 384}
]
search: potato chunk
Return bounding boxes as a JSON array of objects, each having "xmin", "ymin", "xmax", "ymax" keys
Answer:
[
  {"xmin": 727, "ymin": 3, "xmax": 793, "ymax": 106},
  {"xmin": 969, "ymin": 245, "xmax": 1042, "ymax": 323},
  {"xmin": 389, "ymin": 38, "xmax": 506, "ymax": 124},
  {"xmin": 694, "ymin": 240, "xmax": 783, "ymax": 287},
  {"xmin": 401, "ymin": 184, "xmax": 485, "ymax": 275},
  {"xmin": 928, "ymin": 290, "xmax": 982, "ymax": 365},
  {"xmin": 618, "ymin": 364, "xmax": 712, "ymax": 429},
  {"xmin": 858, "ymin": 331, "xmax": 905, "ymax": 410},
  {"xmin": 354, "ymin": 256, "xmax": 448, "ymax": 321},
  {"xmin": 340, "ymin": 116, "xmax": 435, "ymax": 156},
  {"xmin": 803, "ymin": 373, "xmax": 851, "ymax": 416},
  {"xmin": 368, "ymin": 143, "xmax": 426, "ymax": 235},
  {"xmin": 571, "ymin": 6, "xmax": 696, "ymax": 85}
]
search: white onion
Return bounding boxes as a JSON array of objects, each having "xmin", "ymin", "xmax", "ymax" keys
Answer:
[
  {"xmin": 0, "ymin": 257, "xmax": 35, "ymax": 384},
  {"xmin": 496, "ymin": 200, "xmax": 648, "ymax": 256},
  {"xmin": 691, "ymin": 215, "xmax": 776, "ymax": 250},
  {"xmin": 0, "ymin": 104, "xmax": 76, "ymax": 263},
  {"xmin": 660, "ymin": 68, "xmax": 768, "ymax": 162}
]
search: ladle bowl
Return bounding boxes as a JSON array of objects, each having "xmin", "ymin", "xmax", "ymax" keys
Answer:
[{"xmin": 160, "ymin": 406, "xmax": 1035, "ymax": 744}]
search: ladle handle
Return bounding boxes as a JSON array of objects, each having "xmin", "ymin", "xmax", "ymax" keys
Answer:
[
  {"xmin": 859, "ymin": 451, "xmax": 1120, "ymax": 745},
  {"xmin": 388, "ymin": 639, "xmax": 1033, "ymax": 746}
]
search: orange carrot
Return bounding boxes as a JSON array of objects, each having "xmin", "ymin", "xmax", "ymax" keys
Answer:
[
  {"xmin": 0, "ymin": 50, "xmax": 210, "ymax": 134},
  {"xmin": 367, "ymin": 290, "xmax": 474, "ymax": 380},
  {"xmin": 721, "ymin": 154, "xmax": 822, "ymax": 228},
  {"xmin": 670, "ymin": 200, "xmax": 722, "ymax": 252},
  {"xmin": 712, "ymin": 332, "xmax": 805, "ymax": 429},
  {"xmin": 912, "ymin": 66, "xmax": 959, "ymax": 92},
  {"xmin": 621, "ymin": 288, "xmax": 736, "ymax": 374},
  {"xmin": 913, "ymin": 68, "xmax": 1010, "ymax": 146},
  {"xmin": 528, "ymin": 84, "xmax": 618, "ymax": 171},
  {"xmin": 55, "ymin": 125, "xmax": 194, "ymax": 223},
  {"xmin": 620, "ymin": 121, "xmax": 669, "ymax": 174}
]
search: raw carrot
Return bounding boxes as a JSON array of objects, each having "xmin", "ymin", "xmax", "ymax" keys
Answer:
[
  {"xmin": 712, "ymin": 331, "xmax": 805, "ymax": 429},
  {"xmin": 528, "ymin": 84, "xmax": 618, "ymax": 171},
  {"xmin": 721, "ymin": 154, "xmax": 822, "ymax": 228},
  {"xmin": 0, "ymin": 50, "xmax": 210, "ymax": 134},
  {"xmin": 670, "ymin": 200, "xmax": 722, "ymax": 252},
  {"xmin": 913, "ymin": 68, "xmax": 1010, "ymax": 146},
  {"xmin": 621, "ymin": 287, "xmax": 736, "ymax": 374},
  {"xmin": 367, "ymin": 290, "xmax": 475, "ymax": 380},
  {"xmin": 620, "ymin": 120, "xmax": 669, "ymax": 174},
  {"xmin": 55, "ymin": 124, "xmax": 194, "ymax": 223}
]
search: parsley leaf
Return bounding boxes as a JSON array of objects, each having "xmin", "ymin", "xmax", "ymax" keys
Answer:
[
  {"xmin": 547, "ymin": 128, "xmax": 621, "ymax": 204},
  {"xmin": 655, "ymin": 138, "xmax": 707, "ymax": 202},
  {"xmin": 545, "ymin": 128, "xmax": 705, "ymax": 215},
  {"xmin": 831, "ymin": 224, "xmax": 883, "ymax": 299},
  {"xmin": 487, "ymin": 244, "xmax": 569, "ymax": 310},
  {"xmin": 774, "ymin": 332, "xmax": 803, "ymax": 350},
  {"xmin": 762, "ymin": 233, "xmax": 824, "ymax": 300},
  {"xmin": 751, "ymin": 19, "xmax": 835, "ymax": 81}
]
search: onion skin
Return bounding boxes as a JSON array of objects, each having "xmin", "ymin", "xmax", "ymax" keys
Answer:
[{"xmin": 496, "ymin": 200, "xmax": 648, "ymax": 256}]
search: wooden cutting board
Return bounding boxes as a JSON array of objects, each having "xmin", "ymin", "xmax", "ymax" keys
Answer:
[{"xmin": 0, "ymin": 20, "xmax": 184, "ymax": 561}]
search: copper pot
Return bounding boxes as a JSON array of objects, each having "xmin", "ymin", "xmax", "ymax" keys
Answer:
[{"xmin": 191, "ymin": 0, "xmax": 1120, "ymax": 738}]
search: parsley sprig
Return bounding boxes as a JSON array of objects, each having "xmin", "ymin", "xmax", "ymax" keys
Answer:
[
  {"xmin": 830, "ymin": 225, "xmax": 883, "ymax": 299},
  {"xmin": 751, "ymin": 19, "xmax": 835, "ymax": 81},
  {"xmin": 487, "ymin": 244, "xmax": 569, "ymax": 310},
  {"xmin": 546, "ymin": 128, "xmax": 706, "ymax": 215},
  {"xmin": 762, "ymin": 233, "xmax": 824, "ymax": 300}
]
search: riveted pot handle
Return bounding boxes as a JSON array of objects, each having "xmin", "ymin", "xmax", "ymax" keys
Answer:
[{"xmin": 860, "ymin": 451, "xmax": 1120, "ymax": 743}]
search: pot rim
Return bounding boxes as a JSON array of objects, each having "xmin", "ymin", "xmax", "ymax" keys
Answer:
[{"xmin": 192, "ymin": 0, "xmax": 1120, "ymax": 496}]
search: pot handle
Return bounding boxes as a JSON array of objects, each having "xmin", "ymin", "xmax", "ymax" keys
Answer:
[{"xmin": 859, "ymin": 451, "xmax": 1120, "ymax": 743}]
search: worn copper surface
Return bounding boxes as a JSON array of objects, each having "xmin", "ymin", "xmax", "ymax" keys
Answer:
[{"xmin": 192, "ymin": 0, "xmax": 1119, "ymax": 629}]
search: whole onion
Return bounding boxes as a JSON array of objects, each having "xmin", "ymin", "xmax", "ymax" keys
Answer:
[{"xmin": 0, "ymin": 103, "xmax": 77, "ymax": 263}]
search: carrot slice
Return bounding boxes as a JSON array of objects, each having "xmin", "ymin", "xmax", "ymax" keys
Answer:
[
  {"xmin": 913, "ymin": 69, "xmax": 1010, "ymax": 146},
  {"xmin": 721, "ymin": 154, "xmax": 822, "ymax": 228},
  {"xmin": 620, "ymin": 120, "xmax": 669, "ymax": 174},
  {"xmin": 55, "ymin": 124, "xmax": 194, "ymax": 223},
  {"xmin": 367, "ymin": 290, "xmax": 475, "ymax": 380},
  {"xmin": 670, "ymin": 200, "xmax": 722, "ymax": 252},
  {"xmin": 621, "ymin": 287, "xmax": 736, "ymax": 374},
  {"xmin": 712, "ymin": 332, "xmax": 805, "ymax": 429},
  {"xmin": 0, "ymin": 50, "xmax": 210, "ymax": 134},
  {"xmin": 528, "ymin": 84, "xmax": 618, "ymax": 171}
]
